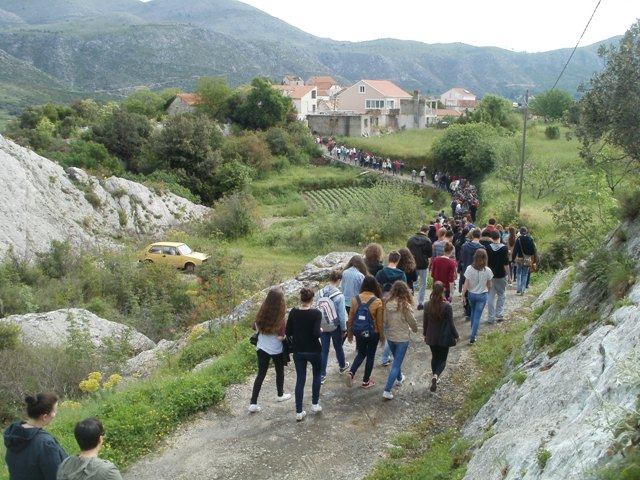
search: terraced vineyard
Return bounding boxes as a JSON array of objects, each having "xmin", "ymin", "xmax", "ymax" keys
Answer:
[{"xmin": 301, "ymin": 187, "xmax": 372, "ymax": 211}]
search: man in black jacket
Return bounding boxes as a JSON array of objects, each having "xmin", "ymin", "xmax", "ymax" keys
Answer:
[{"xmin": 407, "ymin": 225, "xmax": 433, "ymax": 309}]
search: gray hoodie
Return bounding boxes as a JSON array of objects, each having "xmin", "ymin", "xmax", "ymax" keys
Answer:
[{"xmin": 56, "ymin": 456, "xmax": 122, "ymax": 480}]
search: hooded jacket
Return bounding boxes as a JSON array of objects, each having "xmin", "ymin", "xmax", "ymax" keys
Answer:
[
  {"xmin": 459, "ymin": 241, "xmax": 485, "ymax": 275},
  {"xmin": 407, "ymin": 232, "xmax": 433, "ymax": 270},
  {"xmin": 56, "ymin": 455, "xmax": 122, "ymax": 480},
  {"xmin": 4, "ymin": 421, "xmax": 68, "ymax": 480},
  {"xmin": 375, "ymin": 267, "xmax": 407, "ymax": 292}
]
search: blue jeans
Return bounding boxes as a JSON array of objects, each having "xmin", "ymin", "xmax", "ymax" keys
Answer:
[
  {"xmin": 468, "ymin": 292, "xmax": 488, "ymax": 342},
  {"xmin": 293, "ymin": 352, "xmax": 321, "ymax": 413},
  {"xmin": 516, "ymin": 261, "xmax": 529, "ymax": 293},
  {"xmin": 350, "ymin": 332, "xmax": 379, "ymax": 383},
  {"xmin": 320, "ymin": 329, "xmax": 346, "ymax": 377},
  {"xmin": 384, "ymin": 340, "xmax": 409, "ymax": 393},
  {"xmin": 380, "ymin": 339, "xmax": 391, "ymax": 364},
  {"xmin": 416, "ymin": 268, "xmax": 428, "ymax": 305}
]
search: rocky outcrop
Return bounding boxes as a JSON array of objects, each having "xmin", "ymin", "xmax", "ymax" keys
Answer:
[
  {"xmin": 462, "ymin": 221, "xmax": 640, "ymax": 480},
  {"xmin": 0, "ymin": 134, "xmax": 210, "ymax": 259},
  {"xmin": 1, "ymin": 308, "xmax": 155, "ymax": 353}
]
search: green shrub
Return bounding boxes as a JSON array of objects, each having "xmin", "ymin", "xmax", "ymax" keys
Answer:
[
  {"xmin": 511, "ymin": 371, "xmax": 527, "ymax": 385},
  {"xmin": 178, "ymin": 324, "xmax": 252, "ymax": 371},
  {"xmin": 544, "ymin": 125, "xmax": 560, "ymax": 140},
  {"xmin": 581, "ymin": 250, "xmax": 637, "ymax": 304},
  {"xmin": 0, "ymin": 323, "xmax": 21, "ymax": 350},
  {"xmin": 533, "ymin": 310, "xmax": 600, "ymax": 356},
  {"xmin": 200, "ymin": 192, "xmax": 262, "ymax": 240},
  {"xmin": 537, "ymin": 448, "xmax": 552, "ymax": 470},
  {"xmin": 619, "ymin": 187, "xmax": 640, "ymax": 221}
]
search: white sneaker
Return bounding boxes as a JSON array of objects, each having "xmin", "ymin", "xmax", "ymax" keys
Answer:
[
  {"xmin": 382, "ymin": 391, "xmax": 394, "ymax": 400},
  {"xmin": 396, "ymin": 373, "xmax": 406, "ymax": 386},
  {"xmin": 311, "ymin": 404, "xmax": 323, "ymax": 413},
  {"xmin": 248, "ymin": 404, "xmax": 261, "ymax": 413},
  {"xmin": 296, "ymin": 410, "xmax": 307, "ymax": 422},
  {"xmin": 276, "ymin": 393, "xmax": 291, "ymax": 402}
]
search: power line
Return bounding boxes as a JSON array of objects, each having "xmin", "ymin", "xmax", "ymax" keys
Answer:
[{"xmin": 550, "ymin": 0, "xmax": 603, "ymax": 91}]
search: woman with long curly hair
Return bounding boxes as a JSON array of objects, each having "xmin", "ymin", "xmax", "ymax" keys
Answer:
[
  {"xmin": 423, "ymin": 281, "xmax": 458, "ymax": 393},
  {"xmin": 381, "ymin": 281, "xmax": 417, "ymax": 400},
  {"xmin": 248, "ymin": 287, "xmax": 291, "ymax": 413},
  {"xmin": 397, "ymin": 247, "xmax": 418, "ymax": 292},
  {"xmin": 363, "ymin": 243, "xmax": 384, "ymax": 276}
]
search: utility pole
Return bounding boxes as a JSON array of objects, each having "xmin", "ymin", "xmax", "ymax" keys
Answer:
[{"xmin": 517, "ymin": 90, "xmax": 529, "ymax": 214}]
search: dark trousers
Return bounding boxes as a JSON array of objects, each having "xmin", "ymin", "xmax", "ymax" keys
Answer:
[
  {"xmin": 293, "ymin": 352, "xmax": 322, "ymax": 413},
  {"xmin": 250, "ymin": 348, "xmax": 285, "ymax": 404},
  {"xmin": 429, "ymin": 345, "xmax": 450, "ymax": 377},
  {"xmin": 350, "ymin": 332, "xmax": 379, "ymax": 383}
]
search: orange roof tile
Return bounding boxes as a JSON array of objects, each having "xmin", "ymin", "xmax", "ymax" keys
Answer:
[
  {"xmin": 273, "ymin": 85, "xmax": 316, "ymax": 99},
  {"xmin": 176, "ymin": 93, "xmax": 201, "ymax": 106},
  {"xmin": 437, "ymin": 108, "xmax": 462, "ymax": 117},
  {"xmin": 362, "ymin": 80, "xmax": 412, "ymax": 98}
]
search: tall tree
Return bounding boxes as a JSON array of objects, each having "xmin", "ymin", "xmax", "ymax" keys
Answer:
[
  {"xmin": 473, "ymin": 94, "xmax": 519, "ymax": 131},
  {"xmin": 231, "ymin": 77, "xmax": 292, "ymax": 130},
  {"xmin": 530, "ymin": 89, "xmax": 574, "ymax": 122},
  {"xmin": 577, "ymin": 20, "xmax": 640, "ymax": 181},
  {"xmin": 196, "ymin": 77, "xmax": 232, "ymax": 121}
]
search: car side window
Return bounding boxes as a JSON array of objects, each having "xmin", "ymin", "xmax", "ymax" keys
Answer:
[
  {"xmin": 163, "ymin": 246, "xmax": 176, "ymax": 255},
  {"xmin": 149, "ymin": 246, "xmax": 162, "ymax": 254}
]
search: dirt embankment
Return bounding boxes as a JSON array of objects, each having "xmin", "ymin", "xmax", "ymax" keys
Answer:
[{"xmin": 124, "ymin": 289, "xmax": 531, "ymax": 480}]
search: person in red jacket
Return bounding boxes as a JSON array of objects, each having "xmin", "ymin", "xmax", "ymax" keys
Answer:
[{"xmin": 430, "ymin": 242, "xmax": 457, "ymax": 301}]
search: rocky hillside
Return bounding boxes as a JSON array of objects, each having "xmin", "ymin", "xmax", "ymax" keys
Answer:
[
  {"xmin": 0, "ymin": 134, "xmax": 210, "ymax": 258},
  {"xmin": 461, "ymin": 221, "xmax": 640, "ymax": 479}
]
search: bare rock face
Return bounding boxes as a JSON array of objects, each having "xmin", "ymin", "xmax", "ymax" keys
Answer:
[
  {"xmin": 0, "ymin": 134, "xmax": 210, "ymax": 259},
  {"xmin": 123, "ymin": 339, "xmax": 179, "ymax": 378},
  {"xmin": 296, "ymin": 251, "xmax": 359, "ymax": 282},
  {"xmin": 1, "ymin": 308, "xmax": 155, "ymax": 353},
  {"xmin": 462, "ymin": 279, "xmax": 640, "ymax": 480}
]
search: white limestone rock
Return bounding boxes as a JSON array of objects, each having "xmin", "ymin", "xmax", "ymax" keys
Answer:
[{"xmin": 1, "ymin": 308, "xmax": 155, "ymax": 353}]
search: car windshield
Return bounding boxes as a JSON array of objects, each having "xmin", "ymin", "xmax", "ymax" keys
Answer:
[{"xmin": 177, "ymin": 244, "xmax": 192, "ymax": 255}]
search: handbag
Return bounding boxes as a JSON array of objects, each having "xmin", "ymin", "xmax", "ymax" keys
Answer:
[{"xmin": 249, "ymin": 332, "xmax": 259, "ymax": 346}]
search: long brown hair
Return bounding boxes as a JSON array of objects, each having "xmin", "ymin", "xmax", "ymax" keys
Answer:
[
  {"xmin": 397, "ymin": 247, "xmax": 416, "ymax": 273},
  {"xmin": 507, "ymin": 226, "xmax": 517, "ymax": 249},
  {"xmin": 345, "ymin": 255, "xmax": 368, "ymax": 275},
  {"xmin": 387, "ymin": 280, "xmax": 414, "ymax": 314},
  {"xmin": 255, "ymin": 287, "xmax": 286, "ymax": 334},
  {"xmin": 472, "ymin": 249, "xmax": 488, "ymax": 270},
  {"xmin": 426, "ymin": 281, "xmax": 445, "ymax": 322}
]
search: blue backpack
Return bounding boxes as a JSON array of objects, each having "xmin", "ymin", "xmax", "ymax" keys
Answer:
[{"xmin": 352, "ymin": 296, "xmax": 376, "ymax": 338}]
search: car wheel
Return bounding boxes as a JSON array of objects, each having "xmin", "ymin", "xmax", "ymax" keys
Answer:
[
  {"xmin": 144, "ymin": 259, "xmax": 153, "ymax": 264},
  {"xmin": 184, "ymin": 262, "xmax": 195, "ymax": 273}
]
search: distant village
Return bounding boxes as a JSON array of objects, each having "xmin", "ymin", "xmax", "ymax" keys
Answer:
[{"xmin": 168, "ymin": 76, "xmax": 480, "ymax": 137}]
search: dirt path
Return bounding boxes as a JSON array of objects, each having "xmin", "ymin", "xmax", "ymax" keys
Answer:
[{"xmin": 123, "ymin": 287, "xmax": 531, "ymax": 480}]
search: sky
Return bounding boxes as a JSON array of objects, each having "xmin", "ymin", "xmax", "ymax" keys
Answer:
[{"xmin": 237, "ymin": 0, "xmax": 639, "ymax": 53}]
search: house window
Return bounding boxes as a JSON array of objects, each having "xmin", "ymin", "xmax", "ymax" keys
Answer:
[
  {"xmin": 365, "ymin": 99, "xmax": 385, "ymax": 109},
  {"xmin": 311, "ymin": 90, "xmax": 316, "ymax": 99},
  {"xmin": 312, "ymin": 105, "xmax": 316, "ymax": 113},
  {"xmin": 359, "ymin": 85, "xmax": 365, "ymax": 93},
  {"xmin": 386, "ymin": 100, "xmax": 395, "ymax": 109}
]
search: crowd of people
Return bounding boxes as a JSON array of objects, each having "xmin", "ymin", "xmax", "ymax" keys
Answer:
[{"xmin": 248, "ymin": 212, "xmax": 537, "ymax": 421}]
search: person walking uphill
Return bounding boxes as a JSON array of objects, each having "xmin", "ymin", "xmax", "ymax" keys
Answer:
[
  {"xmin": 407, "ymin": 226, "xmax": 433, "ymax": 310},
  {"xmin": 249, "ymin": 287, "xmax": 291, "ymax": 413},
  {"xmin": 4, "ymin": 392, "xmax": 68, "ymax": 480},
  {"xmin": 423, "ymin": 281, "xmax": 459, "ymax": 392},
  {"xmin": 382, "ymin": 281, "xmax": 418, "ymax": 400},
  {"xmin": 317, "ymin": 270, "xmax": 350, "ymax": 384},
  {"xmin": 346, "ymin": 276, "xmax": 385, "ymax": 389},
  {"xmin": 286, "ymin": 288, "xmax": 323, "ymax": 422},
  {"xmin": 512, "ymin": 226, "xmax": 537, "ymax": 296},
  {"xmin": 375, "ymin": 251, "xmax": 407, "ymax": 294},
  {"xmin": 486, "ymin": 229, "xmax": 511, "ymax": 323}
]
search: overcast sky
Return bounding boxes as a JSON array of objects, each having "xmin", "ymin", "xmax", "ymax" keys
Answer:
[{"xmin": 237, "ymin": 0, "xmax": 639, "ymax": 52}]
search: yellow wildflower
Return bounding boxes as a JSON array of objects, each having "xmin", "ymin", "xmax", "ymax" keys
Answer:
[
  {"xmin": 79, "ymin": 378, "xmax": 100, "ymax": 393},
  {"xmin": 87, "ymin": 371, "xmax": 103, "ymax": 382}
]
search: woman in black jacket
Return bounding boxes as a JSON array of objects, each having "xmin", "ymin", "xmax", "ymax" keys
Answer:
[
  {"xmin": 286, "ymin": 287, "xmax": 323, "ymax": 422},
  {"xmin": 511, "ymin": 226, "xmax": 537, "ymax": 295},
  {"xmin": 423, "ymin": 282, "xmax": 459, "ymax": 393}
]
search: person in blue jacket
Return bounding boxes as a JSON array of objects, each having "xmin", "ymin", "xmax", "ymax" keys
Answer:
[{"xmin": 4, "ymin": 392, "xmax": 68, "ymax": 480}]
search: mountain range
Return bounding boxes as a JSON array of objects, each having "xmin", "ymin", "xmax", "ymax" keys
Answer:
[{"xmin": 0, "ymin": 0, "xmax": 618, "ymax": 121}]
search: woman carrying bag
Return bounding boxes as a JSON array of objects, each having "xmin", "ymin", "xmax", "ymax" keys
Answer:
[
  {"xmin": 248, "ymin": 287, "xmax": 291, "ymax": 413},
  {"xmin": 424, "ymin": 281, "xmax": 459, "ymax": 393}
]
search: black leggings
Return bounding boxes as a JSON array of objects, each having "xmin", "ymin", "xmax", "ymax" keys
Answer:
[
  {"xmin": 429, "ymin": 345, "xmax": 450, "ymax": 377},
  {"xmin": 250, "ymin": 348, "xmax": 285, "ymax": 404}
]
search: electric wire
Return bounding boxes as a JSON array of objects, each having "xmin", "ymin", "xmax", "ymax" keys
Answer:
[{"xmin": 550, "ymin": 0, "xmax": 603, "ymax": 90}]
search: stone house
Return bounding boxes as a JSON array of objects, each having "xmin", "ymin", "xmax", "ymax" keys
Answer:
[
  {"xmin": 167, "ymin": 93, "xmax": 201, "ymax": 115},
  {"xmin": 440, "ymin": 87, "xmax": 477, "ymax": 112}
]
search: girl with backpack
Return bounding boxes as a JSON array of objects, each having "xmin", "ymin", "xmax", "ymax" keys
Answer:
[
  {"xmin": 424, "ymin": 281, "xmax": 459, "ymax": 393},
  {"xmin": 461, "ymin": 249, "xmax": 493, "ymax": 345},
  {"xmin": 345, "ymin": 275, "xmax": 384, "ymax": 389},
  {"xmin": 286, "ymin": 288, "xmax": 323, "ymax": 422},
  {"xmin": 249, "ymin": 287, "xmax": 291, "ymax": 413},
  {"xmin": 382, "ymin": 281, "xmax": 418, "ymax": 400}
]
